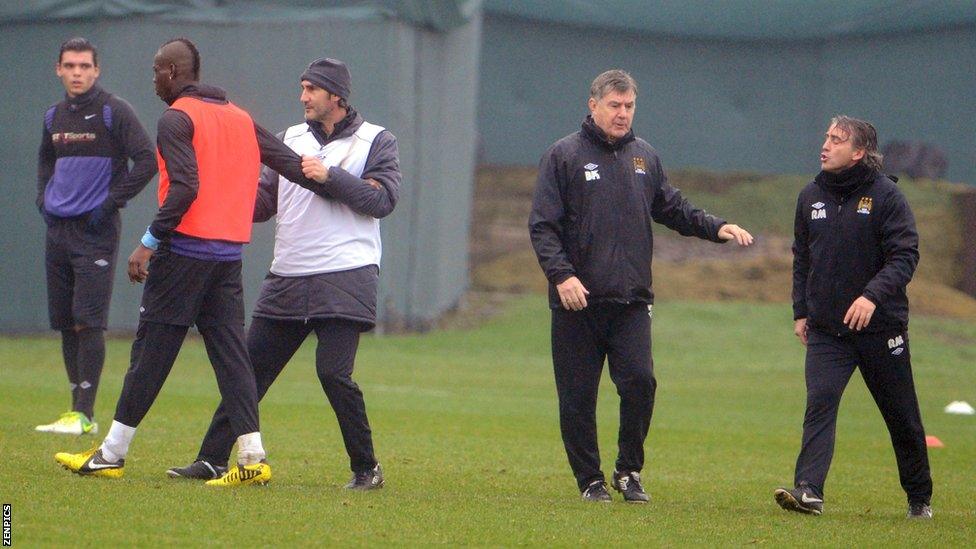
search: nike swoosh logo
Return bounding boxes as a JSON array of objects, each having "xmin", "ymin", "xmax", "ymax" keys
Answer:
[
  {"xmin": 85, "ymin": 114, "xmax": 97, "ymax": 120},
  {"xmin": 801, "ymin": 494, "xmax": 823, "ymax": 504},
  {"xmin": 85, "ymin": 460, "xmax": 119, "ymax": 470}
]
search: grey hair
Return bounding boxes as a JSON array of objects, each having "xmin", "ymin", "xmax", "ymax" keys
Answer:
[
  {"xmin": 590, "ymin": 69, "xmax": 638, "ymax": 101},
  {"xmin": 830, "ymin": 115, "xmax": 884, "ymax": 171}
]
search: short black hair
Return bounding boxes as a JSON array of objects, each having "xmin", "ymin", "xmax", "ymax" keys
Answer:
[
  {"xmin": 59, "ymin": 37, "xmax": 98, "ymax": 66},
  {"xmin": 162, "ymin": 37, "xmax": 201, "ymax": 79}
]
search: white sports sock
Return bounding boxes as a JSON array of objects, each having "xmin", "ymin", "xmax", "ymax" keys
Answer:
[
  {"xmin": 100, "ymin": 420, "xmax": 136, "ymax": 463},
  {"xmin": 236, "ymin": 432, "xmax": 266, "ymax": 465}
]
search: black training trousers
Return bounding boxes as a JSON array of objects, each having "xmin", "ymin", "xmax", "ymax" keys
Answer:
[
  {"xmin": 46, "ymin": 214, "xmax": 120, "ymax": 418},
  {"xmin": 197, "ymin": 317, "xmax": 377, "ymax": 473},
  {"xmin": 112, "ymin": 251, "xmax": 259, "ymax": 440},
  {"xmin": 794, "ymin": 328, "xmax": 932, "ymax": 504},
  {"xmin": 45, "ymin": 214, "xmax": 120, "ymax": 330},
  {"xmin": 552, "ymin": 302, "xmax": 656, "ymax": 491}
]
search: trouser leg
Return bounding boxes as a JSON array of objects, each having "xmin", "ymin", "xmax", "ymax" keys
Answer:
[
  {"xmin": 793, "ymin": 330, "xmax": 857, "ymax": 498},
  {"xmin": 552, "ymin": 308, "xmax": 606, "ymax": 491},
  {"xmin": 113, "ymin": 321, "xmax": 187, "ymax": 427},
  {"xmin": 197, "ymin": 323, "xmax": 260, "ymax": 440},
  {"xmin": 60, "ymin": 330, "xmax": 80, "ymax": 410},
  {"xmin": 856, "ymin": 331, "xmax": 933, "ymax": 504},
  {"xmin": 313, "ymin": 320, "xmax": 376, "ymax": 473},
  {"xmin": 606, "ymin": 305, "xmax": 654, "ymax": 474},
  {"xmin": 197, "ymin": 317, "xmax": 309, "ymax": 466},
  {"xmin": 73, "ymin": 328, "xmax": 105, "ymax": 419},
  {"xmin": 65, "ymin": 216, "xmax": 118, "ymax": 420},
  {"xmin": 47, "ymin": 227, "xmax": 77, "ymax": 409}
]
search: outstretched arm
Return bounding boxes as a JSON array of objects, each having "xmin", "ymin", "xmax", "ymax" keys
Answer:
[{"xmin": 650, "ymin": 156, "xmax": 727, "ymax": 242}]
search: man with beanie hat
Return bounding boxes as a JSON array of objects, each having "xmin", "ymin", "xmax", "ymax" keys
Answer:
[
  {"xmin": 774, "ymin": 116, "xmax": 932, "ymax": 519},
  {"xmin": 302, "ymin": 57, "xmax": 351, "ymax": 101},
  {"xmin": 168, "ymin": 56, "xmax": 399, "ymax": 491}
]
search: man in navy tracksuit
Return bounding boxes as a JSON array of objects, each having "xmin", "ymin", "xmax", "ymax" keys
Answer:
[
  {"xmin": 35, "ymin": 37, "xmax": 156, "ymax": 435},
  {"xmin": 774, "ymin": 116, "xmax": 933, "ymax": 519},
  {"xmin": 529, "ymin": 69, "xmax": 754, "ymax": 502}
]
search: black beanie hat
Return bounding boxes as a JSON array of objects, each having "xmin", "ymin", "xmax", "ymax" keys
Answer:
[{"xmin": 301, "ymin": 58, "xmax": 351, "ymax": 99}]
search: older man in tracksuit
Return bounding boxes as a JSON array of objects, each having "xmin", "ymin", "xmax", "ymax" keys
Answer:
[
  {"xmin": 167, "ymin": 57, "xmax": 399, "ymax": 490},
  {"xmin": 530, "ymin": 69, "xmax": 753, "ymax": 503},
  {"xmin": 774, "ymin": 115, "xmax": 933, "ymax": 519}
]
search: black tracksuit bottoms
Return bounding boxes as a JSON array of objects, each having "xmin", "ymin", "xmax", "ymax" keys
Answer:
[
  {"xmin": 795, "ymin": 328, "xmax": 932, "ymax": 504},
  {"xmin": 552, "ymin": 302, "xmax": 655, "ymax": 491},
  {"xmin": 113, "ymin": 251, "xmax": 259, "ymax": 440},
  {"xmin": 196, "ymin": 317, "xmax": 377, "ymax": 473},
  {"xmin": 45, "ymin": 214, "xmax": 121, "ymax": 419}
]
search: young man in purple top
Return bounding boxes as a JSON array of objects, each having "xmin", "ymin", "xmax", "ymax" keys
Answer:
[{"xmin": 35, "ymin": 37, "xmax": 157, "ymax": 436}]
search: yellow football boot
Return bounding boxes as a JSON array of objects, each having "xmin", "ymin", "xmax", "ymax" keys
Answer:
[
  {"xmin": 54, "ymin": 447, "xmax": 124, "ymax": 478},
  {"xmin": 205, "ymin": 462, "xmax": 271, "ymax": 487}
]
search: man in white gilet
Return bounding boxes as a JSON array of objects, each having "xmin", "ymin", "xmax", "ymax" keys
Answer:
[{"xmin": 167, "ymin": 57, "xmax": 399, "ymax": 489}]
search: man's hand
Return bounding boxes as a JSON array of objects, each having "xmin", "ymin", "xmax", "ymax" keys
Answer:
[
  {"xmin": 843, "ymin": 296, "xmax": 876, "ymax": 331},
  {"xmin": 794, "ymin": 318, "xmax": 808, "ymax": 346},
  {"xmin": 556, "ymin": 276, "xmax": 589, "ymax": 311},
  {"xmin": 301, "ymin": 155, "xmax": 329, "ymax": 183},
  {"xmin": 127, "ymin": 245, "xmax": 154, "ymax": 283},
  {"xmin": 86, "ymin": 201, "xmax": 116, "ymax": 231},
  {"xmin": 717, "ymin": 224, "xmax": 754, "ymax": 246}
]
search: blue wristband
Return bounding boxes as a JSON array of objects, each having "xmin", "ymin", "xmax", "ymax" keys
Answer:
[{"xmin": 140, "ymin": 227, "xmax": 160, "ymax": 250}]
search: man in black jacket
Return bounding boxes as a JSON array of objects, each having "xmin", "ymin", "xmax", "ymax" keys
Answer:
[
  {"xmin": 529, "ymin": 69, "xmax": 754, "ymax": 502},
  {"xmin": 36, "ymin": 37, "xmax": 156, "ymax": 436},
  {"xmin": 774, "ymin": 116, "xmax": 933, "ymax": 519}
]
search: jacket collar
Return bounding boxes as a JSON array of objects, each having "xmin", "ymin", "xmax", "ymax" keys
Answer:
[
  {"xmin": 581, "ymin": 115, "xmax": 635, "ymax": 150},
  {"xmin": 65, "ymin": 83, "xmax": 103, "ymax": 111},
  {"xmin": 172, "ymin": 83, "xmax": 228, "ymax": 104},
  {"xmin": 308, "ymin": 108, "xmax": 362, "ymax": 146},
  {"xmin": 815, "ymin": 161, "xmax": 876, "ymax": 197}
]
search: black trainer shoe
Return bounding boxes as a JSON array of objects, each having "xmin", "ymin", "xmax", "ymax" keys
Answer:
[
  {"xmin": 344, "ymin": 463, "xmax": 384, "ymax": 490},
  {"xmin": 774, "ymin": 486, "xmax": 823, "ymax": 515},
  {"xmin": 166, "ymin": 460, "xmax": 228, "ymax": 480},
  {"xmin": 581, "ymin": 480, "xmax": 612, "ymax": 502},
  {"xmin": 907, "ymin": 502, "xmax": 933, "ymax": 519},
  {"xmin": 611, "ymin": 470, "xmax": 649, "ymax": 503}
]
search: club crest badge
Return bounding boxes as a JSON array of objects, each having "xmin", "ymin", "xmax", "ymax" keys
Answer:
[
  {"xmin": 857, "ymin": 197, "xmax": 873, "ymax": 215},
  {"xmin": 633, "ymin": 157, "xmax": 647, "ymax": 175}
]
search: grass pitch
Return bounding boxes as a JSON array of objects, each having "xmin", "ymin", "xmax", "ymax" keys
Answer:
[{"xmin": 1, "ymin": 298, "xmax": 973, "ymax": 545}]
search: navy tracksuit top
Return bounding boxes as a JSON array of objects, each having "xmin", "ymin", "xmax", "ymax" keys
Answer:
[{"xmin": 792, "ymin": 164, "xmax": 919, "ymax": 335}]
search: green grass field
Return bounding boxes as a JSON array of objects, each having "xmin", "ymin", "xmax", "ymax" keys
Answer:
[{"xmin": 2, "ymin": 298, "xmax": 974, "ymax": 545}]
